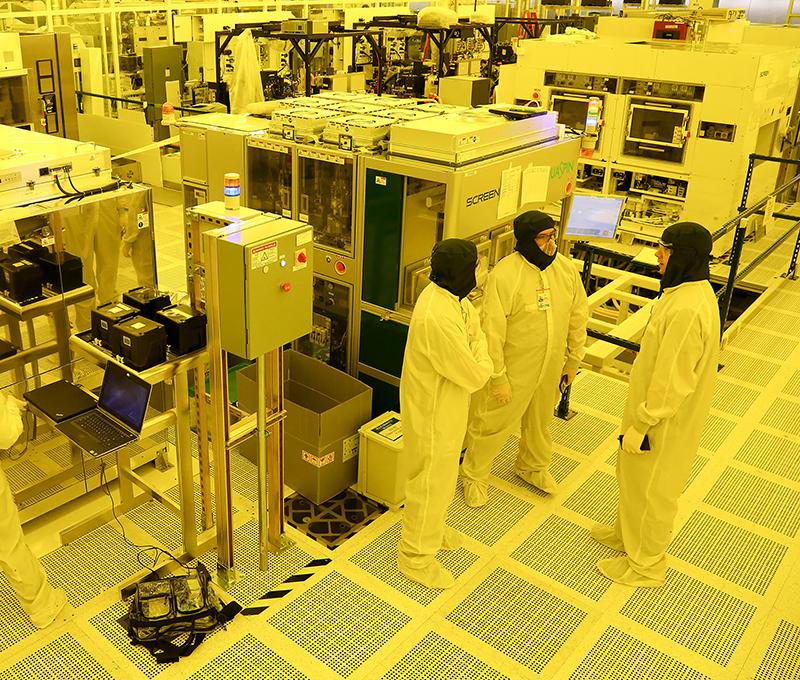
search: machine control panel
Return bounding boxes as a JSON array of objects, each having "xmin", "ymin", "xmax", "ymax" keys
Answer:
[
  {"xmin": 544, "ymin": 71, "xmax": 619, "ymax": 93},
  {"xmin": 621, "ymin": 79, "xmax": 705, "ymax": 102}
]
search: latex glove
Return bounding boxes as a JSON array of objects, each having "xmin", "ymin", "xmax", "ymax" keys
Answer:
[
  {"xmin": 122, "ymin": 241, "xmax": 133, "ymax": 258},
  {"xmin": 561, "ymin": 364, "xmax": 578, "ymax": 388},
  {"xmin": 621, "ymin": 426, "xmax": 646, "ymax": 455},
  {"xmin": 10, "ymin": 395, "xmax": 27, "ymax": 411},
  {"xmin": 491, "ymin": 379, "xmax": 512, "ymax": 406}
]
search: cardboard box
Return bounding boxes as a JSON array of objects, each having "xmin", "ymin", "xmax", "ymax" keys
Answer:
[{"xmin": 238, "ymin": 350, "xmax": 372, "ymax": 504}]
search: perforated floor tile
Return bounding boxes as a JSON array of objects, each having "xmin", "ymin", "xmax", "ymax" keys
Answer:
[
  {"xmin": 568, "ymin": 372, "xmax": 628, "ymax": 419},
  {"xmin": 728, "ymin": 327, "xmax": 798, "ymax": 360},
  {"xmin": 125, "ymin": 500, "xmax": 185, "ymax": 551},
  {"xmin": 492, "ymin": 435, "xmax": 581, "ymax": 492},
  {"xmin": 550, "ymin": 412, "xmax": 618, "ymax": 457},
  {"xmin": 751, "ymin": 307, "xmax": 800, "ymax": 337},
  {"xmin": 447, "ymin": 479, "xmax": 534, "ymax": 546},
  {"xmin": 0, "ymin": 633, "xmax": 114, "ymax": 680},
  {"xmin": 699, "ymin": 414, "xmax": 737, "ymax": 453},
  {"xmin": 704, "ymin": 468, "xmax": 800, "ymax": 538},
  {"xmin": 40, "ymin": 524, "xmax": 143, "ymax": 607},
  {"xmin": 569, "ymin": 626, "xmax": 711, "ymax": 680},
  {"xmin": 193, "ymin": 520, "xmax": 316, "ymax": 606},
  {"xmin": 349, "ymin": 521, "xmax": 480, "ymax": 605},
  {"xmin": 734, "ymin": 430, "xmax": 800, "ymax": 483},
  {"xmin": 563, "ymin": 471, "xmax": 618, "ymax": 525},
  {"xmin": 186, "ymin": 633, "xmax": 309, "ymax": 680},
  {"xmin": 3, "ymin": 459, "xmax": 46, "ymax": 492},
  {"xmin": 712, "ymin": 379, "xmax": 760, "ymax": 417},
  {"xmin": 783, "ymin": 370, "xmax": 800, "ymax": 398},
  {"xmin": 164, "ymin": 480, "xmax": 221, "ymax": 534},
  {"xmin": 510, "ymin": 515, "xmax": 613, "ymax": 601},
  {"xmin": 754, "ymin": 619, "xmax": 800, "ymax": 680},
  {"xmin": 0, "ymin": 578, "xmax": 37, "ymax": 654},
  {"xmin": 719, "ymin": 350, "xmax": 781, "ymax": 387},
  {"xmin": 620, "ymin": 569, "xmax": 756, "ymax": 666},
  {"xmin": 90, "ymin": 599, "xmax": 163, "ymax": 678},
  {"xmin": 268, "ymin": 571, "xmax": 410, "ymax": 678},
  {"xmin": 228, "ymin": 449, "xmax": 260, "ymax": 503},
  {"xmin": 447, "ymin": 567, "xmax": 586, "ymax": 674},
  {"xmin": 670, "ymin": 512, "xmax": 788, "ymax": 595},
  {"xmin": 761, "ymin": 397, "xmax": 800, "ymax": 438},
  {"xmin": 382, "ymin": 631, "xmax": 510, "ymax": 680}
]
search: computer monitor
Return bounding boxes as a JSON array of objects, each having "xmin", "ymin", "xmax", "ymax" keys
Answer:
[{"xmin": 563, "ymin": 194, "xmax": 625, "ymax": 241}]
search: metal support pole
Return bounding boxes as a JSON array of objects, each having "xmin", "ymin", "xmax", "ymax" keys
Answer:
[
  {"xmin": 256, "ymin": 354, "xmax": 269, "ymax": 570},
  {"xmin": 580, "ymin": 245, "xmax": 594, "ymax": 292},
  {"xmin": 738, "ymin": 155, "xmax": 755, "ymax": 212},
  {"xmin": 718, "ymin": 224, "xmax": 747, "ymax": 336},
  {"xmin": 266, "ymin": 348, "xmax": 285, "ymax": 552}
]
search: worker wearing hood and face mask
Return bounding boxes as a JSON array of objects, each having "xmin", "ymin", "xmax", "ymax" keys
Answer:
[
  {"xmin": 461, "ymin": 210, "xmax": 588, "ymax": 505},
  {"xmin": 398, "ymin": 239, "xmax": 493, "ymax": 589},
  {"xmin": 593, "ymin": 222, "xmax": 720, "ymax": 587},
  {"xmin": 0, "ymin": 393, "xmax": 70, "ymax": 627}
]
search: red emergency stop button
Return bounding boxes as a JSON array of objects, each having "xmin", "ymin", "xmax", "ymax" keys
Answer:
[
  {"xmin": 297, "ymin": 251, "xmax": 307, "ymax": 264},
  {"xmin": 281, "ymin": 282, "xmax": 292, "ymax": 293},
  {"xmin": 335, "ymin": 261, "xmax": 346, "ymax": 275}
]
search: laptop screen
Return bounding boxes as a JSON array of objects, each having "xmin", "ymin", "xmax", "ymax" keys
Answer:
[{"xmin": 98, "ymin": 362, "xmax": 152, "ymax": 432}]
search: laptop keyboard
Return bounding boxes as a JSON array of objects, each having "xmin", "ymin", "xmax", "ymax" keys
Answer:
[{"xmin": 74, "ymin": 412, "xmax": 129, "ymax": 446}]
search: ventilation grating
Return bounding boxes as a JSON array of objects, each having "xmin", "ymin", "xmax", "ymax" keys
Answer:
[
  {"xmin": 734, "ymin": 430, "xmax": 800, "ymax": 484},
  {"xmin": 17, "ymin": 482, "xmax": 66, "ymax": 509},
  {"xmin": 0, "ymin": 633, "xmax": 114, "ymax": 680},
  {"xmin": 704, "ymin": 468, "xmax": 800, "ymax": 538},
  {"xmin": 510, "ymin": 515, "xmax": 613, "ymax": 601},
  {"xmin": 45, "ymin": 442, "xmax": 77, "ymax": 470},
  {"xmin": 728, "ymin": 328, "xmax": 798, "ymax": 360},
  {"xmin": 750, "ymin": 308, "xmax": 800, "ymax": 337},
  {"xmin": 40, "ymin": 524, "xmax": 143, "ymax": 607},
  {"xmin": 670, "ymin": 511, "xmax": 788, "ymax": 595},
  {"xmin": 4, "ymin": 459, "xmax": 46, "ymax": 492},
  {"xmin": 268, "ymin": 571, "xmax": 410, "ymax": 678},
  {"xmin": 492, "ymin": 435, "xmax": 581, "ymax": 491},
  {"xmin": 568, "ymin": 372, "xmax": 628, "ymax": 419},
  {"xmin": 699, "ymin": 414, "xmax": 737, "ymax": 453},
  {"xmin": 783, "ymin": 370, "xmax": 800, "ymax": 398},
  {"xmin": 90, "ymin": 600, "xmax": 163, "ymax": 678},
  {"xmin": 446, "ymin": 567, "xmax": 586, "ymax": 674},
  {"xmin": 349, "ymin": 521, "xmax": 479, "ymax": 606},
  {"xmin": 447, "ymin": 479, "xmax": 533, "ymax": 546},
  {"xmin": 765, "ymin": 287, "xmax": 800, "ymax": 310},
  {"xmin": 383, "ymin": 631, "xmax": 510, "ymax": 680},
  {"xmin": 229, "ymin": 449, "xmax": 261, "ymax": 502},
  {"xmin": 754, "ymin": 619, "xmax": 800, "ymax": 680},
  {"xmin": 620, "ymin": 569, "xmax": 756, "ymax": 666},
  {"xmin": 719, "ymin": 350, "xmax": 781, "ymax": 387},
  {"xmin": 685, "ymin": 455, "xmax": 708, "ymax": 492},
  {"xmin": 0, "ymin": 578, "xmax": 37, "ymax": 654},
  {"xmin": 761, "ymin": 397, "xmax": 800, "ymax": 438},
  {"xmin": 569, "ymin": 626, "xmax": 711, "ymax": 680},
  {"xmin": 186, "ymin": 633, "xmax": 309, "ymax": 680},
  {"xmin": 550, "ymin": 412, "xmax": 618, "ymax": 457},
  {"xmin": 711, "ymin": 379, "xmax": 760, "ymax": 417},
  {"xmin": 124, "ymin": 500, "xmax": 184, "ymax": 551},
  {"xmin": 563, "ymin": 471, "xmax": 618, "ymax": 525}
]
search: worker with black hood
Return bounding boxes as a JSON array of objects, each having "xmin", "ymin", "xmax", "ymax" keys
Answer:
[
  {"xmin": 461, "ymin": 210, "xmax": 588, "ymax": 505},
  {"xmin": 593, "ymin": 221, "xmax": 720, "ymax": 587},
  {"xmin": 397, "ymin": 238, "xmax": 493, "ymax": 589}
]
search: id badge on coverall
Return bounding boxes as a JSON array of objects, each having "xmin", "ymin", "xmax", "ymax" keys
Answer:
[{"xmin": 537, "ymin": 288, "xmax": 551, "ymax": 311}]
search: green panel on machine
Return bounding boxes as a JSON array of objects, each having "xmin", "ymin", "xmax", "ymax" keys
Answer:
[
  {"xmin": 359, "ymin": 372, "xmax": 400, "ymax": 418},
  {"xmin": 362, "ymin": 168, "xmax": 404, "ymax": 309},
  {"xmin": 359, "ymin": 310, "xmax": 408, "ymax": 378}
]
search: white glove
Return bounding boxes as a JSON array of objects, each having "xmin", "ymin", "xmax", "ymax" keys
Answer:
[
  {"xmin": 561, "ymin": 364, "xmax": 578, "ymax": 388},
  {"xmin": 621, "ymin": 426, "xmax": 646, "ymax": 455},
  {"xmin": 491, "ymin": 379, "xmax": 512, "ymax": 406}
]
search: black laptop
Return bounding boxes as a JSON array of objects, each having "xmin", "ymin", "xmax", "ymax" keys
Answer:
[
  {"xmin": 24, "ymin": 380, "xmax": 97, "ymax": 423},
  {"xmin": 57, "ymin": 362, "xmax": 152, "ymax": 457}
]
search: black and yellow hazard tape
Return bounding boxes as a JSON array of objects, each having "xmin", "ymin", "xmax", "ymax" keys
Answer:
[{"xmin": 240, "ymin": 557, "xmax": 332, "ymax": 616}]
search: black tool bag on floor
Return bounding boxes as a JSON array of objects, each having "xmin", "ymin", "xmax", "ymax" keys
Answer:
[{"xmin": 126, "ymin": 563, "xmax": 241, "ymax": 663}]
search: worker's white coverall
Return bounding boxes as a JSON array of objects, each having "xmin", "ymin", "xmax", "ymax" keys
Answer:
[
  {"xmin": 462, "ymin": 252, "xmax": 588, "ymax": 489},
  {"xmin": 398, "ymin": 284, "xmax": 492, "ymax": 584},
  {"xmin": 0, "ymin": 394, "xmax": 64, "ymax": 627},
  {"xmin": 601, "ymin": 280, "xmax": 720, "ymax": 585}
]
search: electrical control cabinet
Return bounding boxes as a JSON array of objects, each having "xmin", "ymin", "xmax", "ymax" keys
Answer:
[{"xmin": 209, "ymin": 216, "xmax": 313, "ymax": 358}]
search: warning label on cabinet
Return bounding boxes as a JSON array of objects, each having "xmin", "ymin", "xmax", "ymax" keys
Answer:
[
  {"xmin": 250, "ymin": 241, "xmax": 278, "ymax": 269},
  {"xmin": 372, "ymin": 417, "xmax": 402, "ymax": 441}
]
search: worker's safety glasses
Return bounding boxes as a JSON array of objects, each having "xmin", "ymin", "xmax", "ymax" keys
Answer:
[{"xmin": 535, "ymin": 230, "xmax": 558, "ymax": 244}]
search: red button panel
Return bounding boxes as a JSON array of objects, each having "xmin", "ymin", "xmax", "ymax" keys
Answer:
[
  {"xmin": 281, "ymin": 282, "xmax": 292, "ymax": 293},
  {"xmin": 334, "ymin": 261, "xmax": 346, "ymax": 275}
]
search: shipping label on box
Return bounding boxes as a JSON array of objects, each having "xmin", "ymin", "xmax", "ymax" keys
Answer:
[
  {"xmin": 303, "ymin": 450, "xmax": 335, "ymax": 468},
  {"xmin": 342, "ymin": 434, "xmax": 359, "ymax": 462}
]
